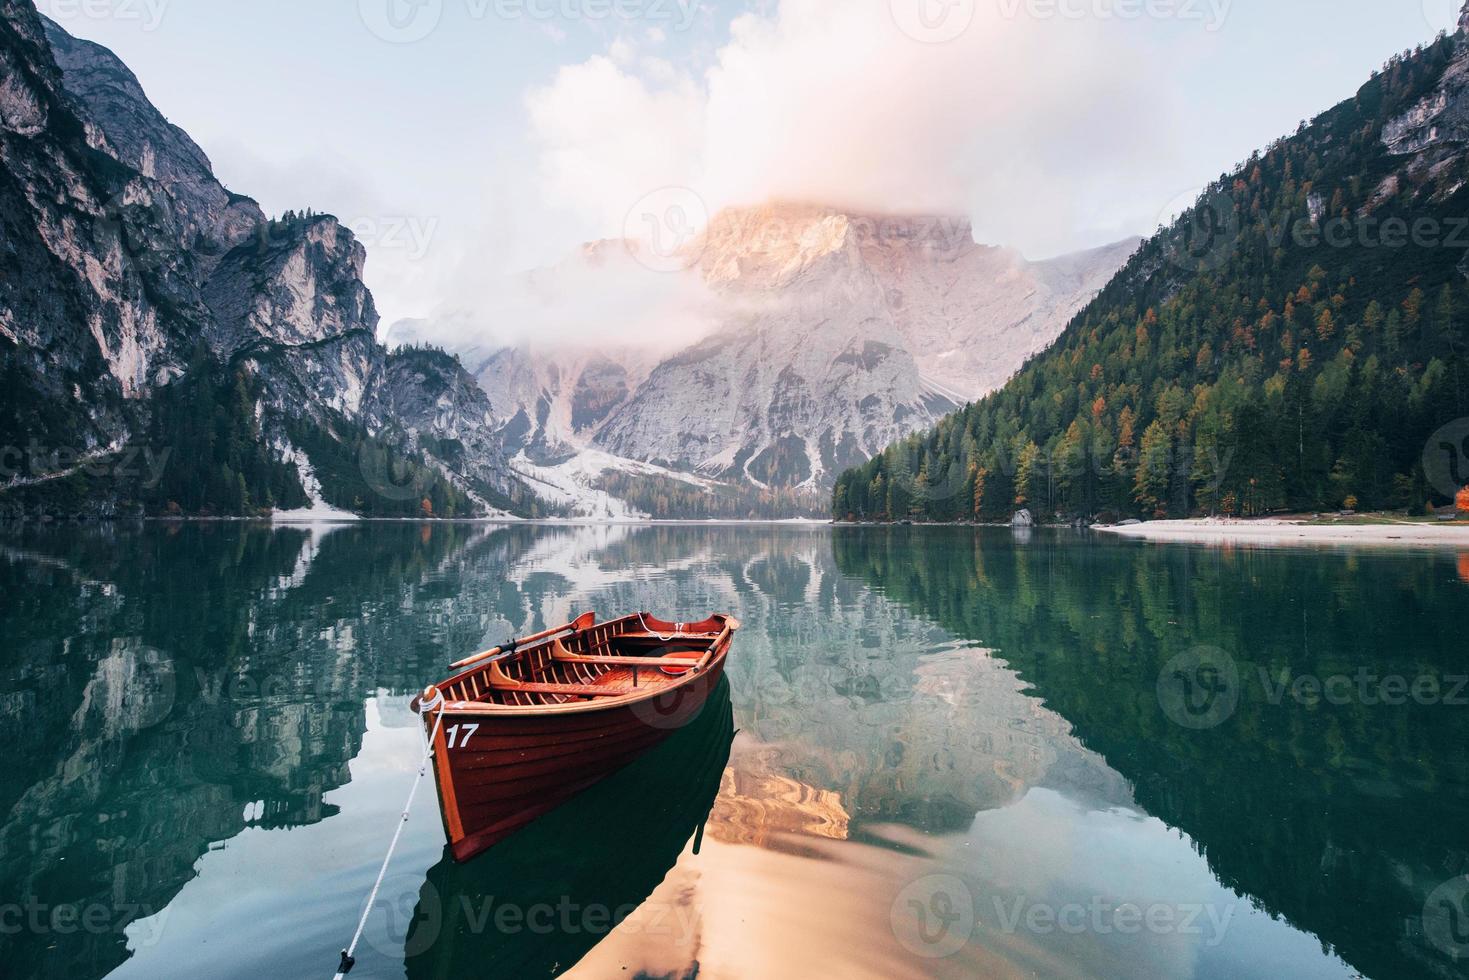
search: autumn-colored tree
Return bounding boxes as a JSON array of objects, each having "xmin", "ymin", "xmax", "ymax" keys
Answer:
[
  {"xmin": 827, "ymin": 28, "xmax": 1469, "ymax": 526},
  {"xmin": 1014, "ymin": 440, "xmax": 1042, "ymax": 508},
  {"xmin": 1403, "ymin": 287, "xmax": 1425, "ymax": 337},
  {"xmin": 1315, "ymin": 307, "xmax": 1336, "ymax": 341},
  {"xmin": 1457, "ymin": 486, "xmax": 1469, "ymax": 515},
  {"xmin": 420, "ymin": 497, "xmax": 434, "ymax": 518},
  {"xmin": 1134, "ymin": 421, "xmax": 1173, "ymax": 517}
]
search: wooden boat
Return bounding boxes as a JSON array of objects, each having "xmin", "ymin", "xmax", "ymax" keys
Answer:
[
  {"xmin": 405, "ymin": 677, "xmax": 734, "ymax": 978},
  {"xmin": 414, "ymin": 611, "xmax": 739, "ymax": 862}
]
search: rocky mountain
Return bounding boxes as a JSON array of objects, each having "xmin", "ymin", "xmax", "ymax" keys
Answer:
[
  {"xmin": 472, "ymin": 342, "xmax": 662, "ymax": 463},
  {"xmin": 0, "ymin": 6, "xmax": 532, "ymax": 518},
  {"xmin": 601, "ymin": 204, "xmax": 1138, "ymax": 489},
  {"xmin": 836, "ymin": 7, "xmax": 1469, "ymax": 522},
  {"xmin": 420, "ymin": 204, "xmax": 1137, "ymax": 514}
]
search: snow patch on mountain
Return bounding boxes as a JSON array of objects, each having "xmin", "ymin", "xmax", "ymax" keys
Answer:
[
  {"xmin": 509, "ymin": 448, "xmax": 721, "ymax": 520},
  {"xmin": 270, "ymin": 439, "xmax": 358, "ymax": 523}
]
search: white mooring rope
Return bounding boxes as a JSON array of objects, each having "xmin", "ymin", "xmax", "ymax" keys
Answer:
[
  {"xmin": 637, "ymin": 611, "xmax": 686, "ymax": 643},
  {"xmin": 331, "ymin": 691, "xmax": 445, "ymax": 979}
]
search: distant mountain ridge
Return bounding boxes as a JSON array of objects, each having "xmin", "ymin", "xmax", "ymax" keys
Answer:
[
  {"xmin": 0, "ymin": 6, "xmax": 538, "ymax": 518},
  {"xmin": 410, "ymin": 203, "xmax": 1138, "ymax": 516}
]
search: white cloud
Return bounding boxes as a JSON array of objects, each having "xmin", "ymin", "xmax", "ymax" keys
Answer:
[
  {"xmin": 524, "ymin": 0, "xmax": 1209, "ymax": 258},
  {"xmin": 609, "ymin": 38, "xmax": 636, "ymax": 64},
  {"xmin": 404, "ymin": 244, "xmax": 721, "ymax": 352},
  {"xmin": 525, "ymin": 55, "xmax": 705, "ymax": 233}
]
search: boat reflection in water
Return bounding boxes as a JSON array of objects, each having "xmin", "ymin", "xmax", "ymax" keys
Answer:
[{"xmin": 404, "ymin": 677, "xmax": 734, "ymax": 978}]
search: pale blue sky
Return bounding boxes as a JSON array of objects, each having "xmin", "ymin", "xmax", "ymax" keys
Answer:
[{"xmin": 36, "ymin": 0, "xmax": 1466, "ymax": 339}]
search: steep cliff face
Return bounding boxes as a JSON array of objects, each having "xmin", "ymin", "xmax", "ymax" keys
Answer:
[
  {"xmin": 42, "ymin": 18, "xmax": 261, "ymax": 262},
  {"xmin": 599, "ymin": 204, "xmax": 1137, "ymax": 491},
  {"xmin": 471, "ymin": 343, "xmax": 659, "ymax": 461},
  {"xmin": 0, "ymin": 6, "xmax": 524, "ymax": 516},
  {"xmin": 0, "ymin": 3, "xmax": 188, "ymax": 458}
]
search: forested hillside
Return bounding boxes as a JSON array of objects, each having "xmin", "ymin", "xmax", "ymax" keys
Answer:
[{"xmin": 835, "ymin": 28, "xmax": 1469, "ymax": 522}]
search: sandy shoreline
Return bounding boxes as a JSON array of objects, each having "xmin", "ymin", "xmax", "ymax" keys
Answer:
[{"xmin": 1096, "ymin": 518, "xmax": 1469, "ymax": 548}]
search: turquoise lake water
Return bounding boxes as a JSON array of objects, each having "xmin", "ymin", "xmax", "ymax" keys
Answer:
[{"xmin": 1, "ymin": 523, "xmax": 1466, "ymax": 978}]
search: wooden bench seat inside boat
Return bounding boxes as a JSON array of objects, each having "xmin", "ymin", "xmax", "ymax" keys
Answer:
[
  {"xmin": 491, "ymin": 679, "xmax": 640, "ymax": 698},
  {"xmin": 470, "ymin": 640, "xmax": 711, "ymax": 705}
]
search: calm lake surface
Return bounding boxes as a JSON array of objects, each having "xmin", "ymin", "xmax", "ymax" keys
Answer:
[{"xmin": 2, "ymin": 523, "xmax": 1468, "ymax": 979}]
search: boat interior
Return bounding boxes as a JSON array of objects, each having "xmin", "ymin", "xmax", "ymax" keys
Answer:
[{"xmin": 437, "ymin": 614, "xmax": 732, "ymax": 708}]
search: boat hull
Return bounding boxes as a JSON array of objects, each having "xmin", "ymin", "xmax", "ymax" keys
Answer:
[
  {"xmin": 430, "ymin": 656, "xmax": 728, "ymax": 862},
  {"xmin": 404, "ymin": 680, "xmax": 734, "ymax": 978}
]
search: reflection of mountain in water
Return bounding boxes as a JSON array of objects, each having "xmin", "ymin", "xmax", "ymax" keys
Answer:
[
  {"xmin": 491, "ymin": 524, "xmax": 1130, "ymax": 839},
  {"xmin": 0, "ymin": 522, "xmax": 563, "ymax": 978},
  {"xmin": 833, "ymin": 526, "xmax": 1469, "ymax": 980},
  {"xmin": 2, "ymin": 521, "xmax": 1272, "ymax": 979}
]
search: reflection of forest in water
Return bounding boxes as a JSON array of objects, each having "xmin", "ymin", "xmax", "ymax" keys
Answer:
[
  {"xmin": 2, "ymin": 522, "xmax": 1463, "ymax": 979},
  {"xmin": 0, "ymin": 522, "xmax": 522, "ymax": 978},
  {"xmin": 833, "ymin": 526, "xmax": 1469, "ymax": 980},
  {"xmin": 0, "ymin": 521, "xmax": 1112, "ymax": 977}
]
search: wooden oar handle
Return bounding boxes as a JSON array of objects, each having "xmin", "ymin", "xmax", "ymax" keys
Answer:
[
  {"xmin": 448, "ymin": 644, "xmax": 505, "ymax": 672},
  {"xmin": 448, "ymin": 612, "xmax": 596, "ymax": 671}
]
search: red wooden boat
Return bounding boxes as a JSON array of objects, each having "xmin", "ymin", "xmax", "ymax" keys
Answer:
[{"xmin": 414, "ymin": 611, "xmax": 739, "ymax": 862}]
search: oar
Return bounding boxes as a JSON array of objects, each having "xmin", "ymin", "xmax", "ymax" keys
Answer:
[{"xmin": 447, "ymin": 611, "xmax": 596, "ymax": 672}]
